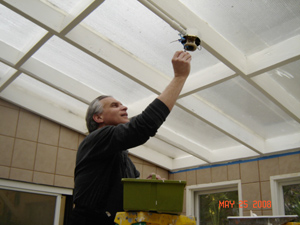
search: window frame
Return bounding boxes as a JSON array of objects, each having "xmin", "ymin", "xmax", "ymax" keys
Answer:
[
  {"xmin": 186, "ymin": 180, "xmax": 242, "ymax": 224},
  {"xmin": 0, "ymin": 179, "xmax": 72, "ymax": 225},
  {"xmin": 270, "ymin": 172, "xmax": 300, "ymax": 215}
]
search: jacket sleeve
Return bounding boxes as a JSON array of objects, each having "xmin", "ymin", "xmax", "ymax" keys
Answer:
[{"xmin": 88, "ymin": 98, "xmax": 170, "ymax": 154}]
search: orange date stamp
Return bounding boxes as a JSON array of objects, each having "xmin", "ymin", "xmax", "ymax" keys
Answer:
[{"xmin": 219, "ymin": 200, "xmax": 272, "ymax": 209}]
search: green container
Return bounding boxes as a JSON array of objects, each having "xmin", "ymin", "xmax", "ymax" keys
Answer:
[{"xmin": 122, "ymin": 177, "xmax": 186, "ymax": 214}]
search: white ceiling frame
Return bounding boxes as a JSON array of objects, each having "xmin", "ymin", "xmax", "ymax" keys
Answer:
[
  {"xmin": 2, "ymin": 0, "xmax": 99, "ymax": 33},
  {"xmin": 180, "ymin": 62, "xmax": 236, "ymax": 97},
  {"xmin": 129, "ymin": 145, "xmax": 174, "ymax": 170},
  {"xmin": 0, "ymin": 78, "xmax": 87, "ymax": 132},
  {"xmin": 247, "ymin": 35, "xmax": 300, "ymax": 76},
  {"xmin": 66, "ymin": 24, "xmax": 171, "ymax": 94},
  {"xmin": 141, "ymin": 0, "xmax": 248, "ymax": 75},
  {"xmin": 265, "ymin": 132, "xmax": 300, "ymax": 154},
  {"xmin": 177, "ymin": 95, "xmax": 266, "ymax": 154},
  {"xmin": 1, "ymin": 0, "xmax": 266, "ymax": 159},
  {"xmin": 252, "ymin": 75, "xmax": 300, "ymax": 121},
  {"xmin": 66, "ymin": 22, "xmax": 265, "ymax": 159},
  {"xmin": 21, "ymin": 58, "xmax": 102, "ymax": 105}
]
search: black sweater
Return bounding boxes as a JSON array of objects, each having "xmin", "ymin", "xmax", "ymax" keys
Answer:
[{"xmin": 73, "ymin": 98, "xmax": 170, "ymax": 218}]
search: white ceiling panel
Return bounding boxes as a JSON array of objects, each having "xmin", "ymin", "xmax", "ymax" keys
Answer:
[
  {"xmin": 196, "ymin": 76, "xmax": 300, "ymax": 139},
  {"xmin": 0, "ymin": 0, "xmax": 299, "ymax": 171},
  {"xmin": 180, "ymin": 0, "xmax": 300, "ymax": 55}
]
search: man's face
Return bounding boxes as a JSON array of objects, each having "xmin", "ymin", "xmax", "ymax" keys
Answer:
[{"xmin": 98, "ymin": 97, "xmax": 129, "ymax": 126}]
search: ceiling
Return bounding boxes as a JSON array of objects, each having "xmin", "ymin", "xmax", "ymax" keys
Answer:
[{"xmin": 1, "ymin": 0, "xmax": 300, "ymax": 172}]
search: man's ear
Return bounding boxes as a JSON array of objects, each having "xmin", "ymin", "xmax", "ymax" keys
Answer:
[{"xmin": 93, "ymin": 114, "xmax": 103, "ymax": 123}]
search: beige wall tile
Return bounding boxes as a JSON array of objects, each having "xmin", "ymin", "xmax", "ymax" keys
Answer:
[
  {"xmin": 0, "ymin": 135, "xmax": 14, "ymax": 166},
  {"xmin": 0, "ymin": 166, "xmax": 10, "ymax": 178},
  {"xmin": 38, "ymin": 118, "xmax": 60, "ymax": 146},
  {"xmin": 196, "ymin": 168, "xmax": 211, "ymax": 184},
  {"xmin": 34, "ymin": 144, "xmax": 58, "ymax": 173},
  {"xmin": 174, "ymin": 172, "xmax": 187, "ymax": 182},
  {"xmin": 0, "ymin": 106, "xmax": 19, "ymax": 136},
  {"xmin": 262, "ymin": 209, "xmax": 273, "ymax": 215},
  {"xmin": 33, "ymin": 171, "xmax": 54, "ymax": 186},
  {"xmin": 260, "ymin": 181, "xmax": 271, "ymax": 202},
  {"xmin": 212, "ymin": 166, "xmax": 228, "ymax": 182},
  {"xmin": 169, "ymin": 173, "xmax": 174, "ymax": 180},
  {"xmin": 16, "ymin": 110, "xmax": 40, "ymax": 141},
  {"xmin": 279, "ymin": 154, "xmax": 300, "ymax": 174},
  {"xmin": 59, "ymin": 127, "xmax": 78, "ymax": 150},
  {"xmin": 55, "ymin": 175, "xmax": 74, "ymax": 188},
  {"xmin": 134, "ymin": 163, "xmax": 143, "ymax": 177},
  {"xmin": 259, "ymin": 158, "xmax": 279, "ymax": 181},
  {"xmin": 0, "ymin": 99, "xmax": 19, "ymax": 109},
  {"xmin": 156, "ymin": 167, "xmax": 168, "ymax": 180},
  {"xmin": 186, "ymin": 170, "xmax": 196, "ymax": 186},
  {"xmin": 141, "ymin": 164, "xmax": 157, "ymax": 179},
  {"xmin": 78, "ymin": 134, "xmax": 86, "ymax": 146},
  {"xmin": 240, "ymin": 161, "xmax": 259, "ymax": 183},
  {"xmin": 10, "ymin": 168, "xmax": 33, "ymax": 182},
  {"xmin": 12, "ymin": 139, "xmax": 37, "ymax": 170},
  {"xmin": 228, "ymin": 163, "xmax": 240, "ymax": 180},
  {"xmin": 241, "ymin": 182, "xmax": 261, "ymax": 210},
  {"xmin": 56, "ymin": 148, "xmax": 76, "ymax": 176}
]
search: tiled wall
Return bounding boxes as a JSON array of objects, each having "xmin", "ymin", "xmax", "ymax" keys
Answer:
[
  {"xmin": 170, "ymin": 153, "xmax": 300, "ymax": 216},
  {"xmin": 1, "ymin": 98, "xmax": 299, "ymax": 217},
  {"xmin": 0, "ymin": 98, "xmax": 168, "ymax": 189}
]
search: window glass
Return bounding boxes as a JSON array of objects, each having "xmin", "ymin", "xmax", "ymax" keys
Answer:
[
  {"xmin": 199, "ymin": 191, "xmax": 239, "ymax": 225},
  {"xmin": 283, "ymin": 183, "xmax": 300, "ymax": 222},
  {"xmin": 0, "ymin": 188, "xmax": 56, "ymax": 225}
]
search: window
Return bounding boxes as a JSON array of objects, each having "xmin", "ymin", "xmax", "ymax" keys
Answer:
[
  {"xmin": 0, "ymin": 179, "xmax": 72, "ymax": 225},
  {"xmin": 271, "ymin": 172, "xmax": 300, "ymax": 222},
  {"xmin": 186, "ymin": 180, "xmax": 242, "ymax": 225},
  {"xmin": 283, "ymin": 183, "xmax": 300, "ymax": 221}
]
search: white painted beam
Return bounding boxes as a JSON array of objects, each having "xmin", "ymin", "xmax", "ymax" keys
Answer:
[
  {"xmin": 66, "ymin": 24, "xmax": 170, "ymax": 94},
  {"xmin": 265, "ymin": 132, "xmax": 300, "ymax": 153},
  {"xmin": 21, "ymin": 57, "xmax": 102, "ymax": 104},
  {"xmin": 0, "ymin": 41, "xmax": 25, "ymax": 65},
  {"xmin": 3, "ymin": 0, "xmax": 66, "ymax": 32},
  {"xmin": 0, "ymin": 76, "xmax": 87, "ymax": 134},
  {"xmin": 247, "ymin": 35, "xmax": 300, "ymax": 75},
  {"xmin": 180, "ymin": 62, "xmax": 236, "ymax": 96},
  {"xmin": 129, "ymin": 145, "xmax": 173, "ymax": 170},
  {"xmin": 252, "ymin": 74, "xmax": 300, "ymax": 120},
  {"xmin": 178, "ymin": 95, "xmax": 266, "ymax": 154},
  {"xmin": 156, "ymin": 126, "xmax": 212, "ymax": 163},
  {"xmin": 144, "ymin": 0, "xmax": 247, "ymax": 74},
  {"xmin": 210, "ymin": 146, "xmax": 259, "ymax": 163},
  {"xmin": 172, "ymin": 155, "xmax": 207, "ymax": 171}
]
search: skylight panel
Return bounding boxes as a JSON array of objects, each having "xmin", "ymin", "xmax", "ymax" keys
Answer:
[
  {"xmin": 30, "ymin": 36, "xmax": 153, "ymax": 105},
  {"xmin": 164, "ymin": 105, "xmax": 240, "ymax": 150},
  {"xmin": 256, "ymin": 60, "xmax": 300, "ymax": 103},
  {"xmin": 196, "ymin": 76, "xmax": 300, "ymax": 139},
  {"xmin": 180, "ymin": 0, "xmax": 300, "ymax": 55},
  {"xmin": 0, "ymin": 4, "xmax": 46, "ymax": 51},
  {"xmin": 0, "ymin": 73, "xmax": 88, "ymax": 132},
  {"xmin": 82, "ymin": 0, "xmax": 220, "ymax": 77}
]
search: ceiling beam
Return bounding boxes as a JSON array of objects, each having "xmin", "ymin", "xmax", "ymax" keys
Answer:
[
  {"xmin": 178, "ymin": 95, "xmax": 266, "ymax": 154},
  {"xmin": 141, "ymin": 0, "xmax": 247, "ymax": 75}
]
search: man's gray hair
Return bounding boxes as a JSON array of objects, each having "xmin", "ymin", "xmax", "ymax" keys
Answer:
[{"xmin": 86, "ymin": 95, "xmax": 111, "ymax": 133}]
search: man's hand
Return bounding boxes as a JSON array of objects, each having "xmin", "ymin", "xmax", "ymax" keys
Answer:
[
  {"xmin": 172, "ymin": 51, "xmax": 191, "ymax": 79},
  {"xmin": 146, "ymin": 173, "xmax": 166, "ymax": 180}
]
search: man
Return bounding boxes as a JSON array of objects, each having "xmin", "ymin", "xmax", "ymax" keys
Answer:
[{"xmin": 69, "ymin": 51, "xmax": 192, "ymax": 225}]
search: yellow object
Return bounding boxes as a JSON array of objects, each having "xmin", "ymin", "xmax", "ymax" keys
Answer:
[
  {"xmin": 285, "ymin": 223, "xmax": 300, "ymax": 225},
  {"xmin": 114, "ymin": 211, "xmax": 196, "ymax": 225}
]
